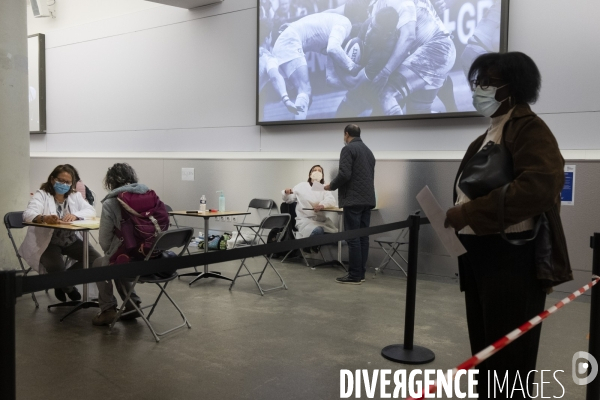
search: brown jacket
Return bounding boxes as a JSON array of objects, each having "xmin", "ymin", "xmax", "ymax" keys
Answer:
[{"xmin": 453, "ymin": 104, "xmax": 573, "ymax": 288}]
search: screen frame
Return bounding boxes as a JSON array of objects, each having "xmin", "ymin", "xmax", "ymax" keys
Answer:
[
  {"xmin": 256, "ymin": 0, "xmax": 510, "ymax": 126},
  {"xmin": 28, "ymin": 33, "xmax": 47, "ymax": 134}
]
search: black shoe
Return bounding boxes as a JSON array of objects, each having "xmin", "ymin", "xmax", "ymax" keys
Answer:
[
  {"xmin": 335, "ymin": 275, "xmax": 362, "ymax": 285},
  {"xmin": 311, "ymin": 246, "xmax": 320, "ymax": 254},
  {"xmin": 66, "ymin": 287, "xmax": 81, "ymax": 301},
  {"xmin": 54, "ymin": 288, "xmax": 67, "ymax": 302},
  {"xmin": 120, "ymin": 300, "xmax": 143, "ymax": 321}
]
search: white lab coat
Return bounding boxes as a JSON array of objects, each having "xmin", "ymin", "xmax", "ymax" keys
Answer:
[
  {"xmin": 19, "ymin": 189, "xmax": 96, "ymax": 273},
  {"xmin": 281, "ymin": 181, "xmax": 338, "ymax": 238}
]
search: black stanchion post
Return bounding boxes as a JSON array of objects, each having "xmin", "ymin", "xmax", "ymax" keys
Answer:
[
  {"xmin": 381, "ymin": 214, "xmax": 435, "ymax": 364},
  {"xmin": 0, "ymin": 270, "xmax": 17, "ymax": 400},
  {"xmin": 587, "ymin": 233, "xmax": 600, "ymax": 400}
]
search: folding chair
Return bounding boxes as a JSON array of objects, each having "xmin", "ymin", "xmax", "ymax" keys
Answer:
[
  {"xmin": 165, "ymin": 204, "xmax": 193, "ymax": 256},
  {"xmin": 108, "ymin": 227, "xmax": 194, "ymax": 342},
  {"xmin": 373, "ymin": 229, "xmax": 409, "ymax": 277},
  {"xmin": 4, "ymin": 212, "xmax": 39, "ymax": 307},
  {"xmin": 229, "ymin": 214, "xmax": 290, "ymax": 295},
  {"xmin": 232, "ymin": 199, "xmax": 276, "ymax": 247},
  {"xmin": 279, "ymin": 202, "xmax": 327, "ymax": 268}
]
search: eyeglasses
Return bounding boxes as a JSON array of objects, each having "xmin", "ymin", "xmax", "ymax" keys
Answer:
[
  {"xmin": 469, "ymin": 77, "xmax": 504, "ymax": 91},
  {"xmin": 55, "ymin": 178, "xmax": 72, "ymax": 185}
]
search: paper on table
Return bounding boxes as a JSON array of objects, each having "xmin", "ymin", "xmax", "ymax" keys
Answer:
[
  {"xmin": 70, "ymin": 220, "xmax": 100, "ymax": 229},
  {"xmin": 416, "ymin": 186, "xmax": 467, "ymax": 257},
  {"xmin": 311, "ymin": 182, "xmax": 325, "ymax": 191}
]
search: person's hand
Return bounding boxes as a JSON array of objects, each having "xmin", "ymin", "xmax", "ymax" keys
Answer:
[
  {"xmin": 348, "ymin": 62, "xmax": 362, "ymax": 77},
  {"xmin": 314, "ymin": 204, "xmax": 325, "ymax": 212},
  {"xmin": 372, "ymin": 67, "xmax": 392, "ymax": 91},
  {"xmin": 324, "ymin": 184, "xmax": 331, "ymax": 191},
  {"xmin": 284, "ymin": 188, "xmax": 293, "ymax": 195},
  {"xmin": 445, "ymin": 206, "xmax": 467, "ymax": 231},
  {"xmin": 62, "ymin": 213, "xmax": 78, "ymax": 222},
  {"xmin": 282, "ymin": 96, "xmax": 299, "ymax": 115},
  {"xmin": 44, "ymin": 215, "xmax": 59, "ymax": 224}
]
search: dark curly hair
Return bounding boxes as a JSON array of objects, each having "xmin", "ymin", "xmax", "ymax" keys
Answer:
[
  {"xmin": 40, "ymin": 165, "xmax": 76, "ymax": 197},
  {"xmin": 468, "ymin": 51, "xmax": 541, "ymax": 105},
  {"xmin": 103, "ymin": 163, "xmax": 138, "ymax": 191}
]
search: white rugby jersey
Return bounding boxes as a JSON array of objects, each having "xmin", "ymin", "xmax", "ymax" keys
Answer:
[
  {"xmin": 288, "ymin": 13, "xmax": 352, "ymax": 54},
  {"xmin": 370, "ymin": 0, "xmax": 448, "ymax": 47}
]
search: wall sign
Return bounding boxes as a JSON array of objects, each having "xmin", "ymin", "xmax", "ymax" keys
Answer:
[{"xmin": 561, "ymin": 165, "xmax": 576, "ymax": 205}]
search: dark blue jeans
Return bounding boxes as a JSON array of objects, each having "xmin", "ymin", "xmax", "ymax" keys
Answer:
[{"xmin": 343, "ymin": 206, "xmax": 371, "ymax": 279}]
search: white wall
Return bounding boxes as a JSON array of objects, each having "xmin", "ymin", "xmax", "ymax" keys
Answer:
[{"xmin": 27, "ymin": 0, "xmax": 600, "ymax": 158}]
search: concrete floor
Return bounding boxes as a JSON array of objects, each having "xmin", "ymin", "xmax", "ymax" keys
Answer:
[{"xmin": 14, "ymin": 258, "xmax": 592, "ymax": 400}]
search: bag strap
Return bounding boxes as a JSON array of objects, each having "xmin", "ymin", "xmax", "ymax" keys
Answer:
[
  {"xmin": 117, "ymin": 197, "xmax": 162, "ymax": 236},
  {"xmin": 498, "ymin": 183, "xmax": 543, "ymax": 245}
]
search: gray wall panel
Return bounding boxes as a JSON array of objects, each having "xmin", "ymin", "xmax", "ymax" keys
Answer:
[
  {"xmin": 508, "ymin": 0, "xmax": 600, "ymax": 114},
  {"xmin": 46, "ymin": 8, "xmax": 257, "ymax": 134}
]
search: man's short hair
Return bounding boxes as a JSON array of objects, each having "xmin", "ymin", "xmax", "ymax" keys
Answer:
[{"xmin": 345, "ymin": 124, "xmax": 361, "ymax": 137}]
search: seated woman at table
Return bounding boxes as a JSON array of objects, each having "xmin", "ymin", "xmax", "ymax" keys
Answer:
[
  {"xmin": 19, "ymin": 164, "xmax": 100, "ymax": 302},
  {"xmin": 91, "ymin": 163, "xmax": 148, "ymax": 326},
  {"xmin": 282, "ymin": 165, "xmax": 338, "ymax": 252}
]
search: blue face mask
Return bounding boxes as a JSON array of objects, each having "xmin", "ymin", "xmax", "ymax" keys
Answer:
[
  {"xmin": 472, "ymin": 85, "xmax": 508, "ymax": 117},
  {"xmin": 53, "ymin": 182, "xmax": 71, "ymax": 195}
]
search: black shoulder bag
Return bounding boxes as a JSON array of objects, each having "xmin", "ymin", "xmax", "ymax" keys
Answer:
[{"xmin": 458, "ymin": 135, "xmax": 544, "ymax": 245}]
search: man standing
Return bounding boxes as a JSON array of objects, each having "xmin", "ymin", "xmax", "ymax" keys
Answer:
[{"xmin": 325, "ymin": 124, "xmax": 376, "ymax": 284}]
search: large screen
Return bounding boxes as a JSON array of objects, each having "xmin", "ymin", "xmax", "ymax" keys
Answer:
[{"xmin": 257, "ymin": 0, "xmax": 508, "ymax": 125}]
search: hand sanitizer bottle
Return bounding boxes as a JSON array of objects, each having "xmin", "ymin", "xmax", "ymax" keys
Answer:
[
  {"xmin": 217, "ymin": 191, "xmax": 225, "ymax": 212},
  {"xmin": 199, "ymin": 195, "xmax": 206, "ymax": 213}
]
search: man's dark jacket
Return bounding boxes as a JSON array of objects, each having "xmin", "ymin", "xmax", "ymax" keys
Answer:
[{"xmin": 330, "ymin": 137, "xmax": 376, "ymax": 208}]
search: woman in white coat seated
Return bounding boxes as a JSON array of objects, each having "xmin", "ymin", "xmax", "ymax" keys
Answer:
[
  {"xmin": 19, "ymin": 164, "xmax": 100, "ymax": 303},
  {"xmin": 282, "ymin": 165, "xmax": 338, "ymax": 253}
]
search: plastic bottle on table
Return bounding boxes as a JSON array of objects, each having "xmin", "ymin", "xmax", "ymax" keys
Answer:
[
  {"xmin": 199, "ymin": 195, "xmax": 206, "ymax": 213},
  {"xmin": 217, "ymin": 191, "xmax": 225, "ymax": 212}
]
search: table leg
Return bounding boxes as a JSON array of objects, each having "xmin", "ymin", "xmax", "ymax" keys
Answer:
[
  {"xmin": 51, "ymin": 229, "xmax": 99, "ymax": 322},
  {"xmin": 310, "ymin": 212, "xmax": 347, "ymax": 272},
  {"xmin": 177, "ymin": 216, "xmax": 233, "ymax": 285},
  {"xmin": 83, "ymin": 230, "xmax": 89, "ymax": 301}
]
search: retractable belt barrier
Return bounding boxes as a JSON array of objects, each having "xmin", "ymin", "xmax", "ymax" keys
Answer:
[{"xmin": 16, "ymin": 217, "xmax": 429, "ymax": 297}]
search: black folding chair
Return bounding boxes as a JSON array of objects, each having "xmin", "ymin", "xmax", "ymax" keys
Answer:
[
  {"xmin": 108, "ymin": 227, "xmax": 194, "ymax": 342},
  {"xmin": 373, "ymin": 211, "xmax": 420, "ymax": 277},
  {"xmin": 164, "ymin": 204, "xmax": 193, "ymax": 257},
  {"xmin": 229, "ymin": 214, "xmax": 290, "ymax": 295},
  {"xmin": 4, "ymin": 212, "xmax": 39, "ymax": 307},
  {"xmin": 232, "ymin": 198, "xmax": 276, "ymax": 247},
  {"xmin": 279, "ymin": 202, "xmax": 327, "ymax": 268}
]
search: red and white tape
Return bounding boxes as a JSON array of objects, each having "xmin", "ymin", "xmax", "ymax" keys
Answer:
[{"xmin": 406, "ymin": 276, "xmax": 600, "ymax": 400}]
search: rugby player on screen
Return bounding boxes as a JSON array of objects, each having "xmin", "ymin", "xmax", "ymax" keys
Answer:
[
  {"xmin": 272, "ymin": 2, "xmax": 367, "ymax": 120},
  {"xmin": 258, "ymin": 19, "xmax": 298, "ymax": 115},
  {"xmin": 372, "ymin": 0, "xmax": 456, "ymax": 115}
]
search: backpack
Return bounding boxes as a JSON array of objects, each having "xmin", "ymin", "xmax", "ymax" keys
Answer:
[
  {"xmin": 84, "ymin": 185, "xmax": 95, "ymax": 206},
  {"xmin": 109, "ymin": 190, "xmax": 170, "ymax": 264}
]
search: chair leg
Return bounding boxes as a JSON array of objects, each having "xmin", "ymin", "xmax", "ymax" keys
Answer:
[
  {"xmin": 146, "ymin": 281, "xmax": 167, "ymax": 321},
  {"xmin": 31, "ymin": 293, "xmax": 39, "ymax": 308},
  {"xmin": 109, "ymin": 278, "xmax": 139, "ymax": 331},
  {"xmin": 374, "ymin": 244, "xmax": 395, "ymax": 276},
  {"xmin": 23, "ymin": 268, "xmax": 40, "ymax": 308},
  {"xmin": 229, "ymin": 259, "xmax": 247, "ymax": 291},
  {"xmin": 153, "ymin": 283, "xmax": 191, "ymax": 332}
]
